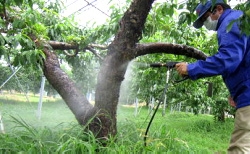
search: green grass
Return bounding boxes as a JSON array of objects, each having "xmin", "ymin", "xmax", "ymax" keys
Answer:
[
  {"xmin": 0, "ymin": 92, "xmax": 76, "ymax": 130},
  {"xmin": 117, "ymin": 106, "xmax": 233, "ymax": 153},
  {"xmin": 0, "ymin": 92, "xmax": 234, "ymax": 153}
]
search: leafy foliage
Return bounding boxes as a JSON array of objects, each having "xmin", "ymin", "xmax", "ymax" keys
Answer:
[
  {"xmin": 0, "ymin": 0, "xmax": 103, "ymax": 94},
  {"xmin": 234, "ymin": 1, "xmax": 250, "ymax": 35}
]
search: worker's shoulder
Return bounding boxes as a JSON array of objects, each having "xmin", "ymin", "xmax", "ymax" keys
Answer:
[{"xmin": 228, "ymin": 9, "xmax": 243, "ymax": 19}]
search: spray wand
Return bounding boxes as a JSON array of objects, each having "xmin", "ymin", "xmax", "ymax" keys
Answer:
[
  {"xmin": 144, "ymin": 62, "xmax": 188, "ymax": 146},
  {"xmin": 148, "ymin": 62, "xmax": 188, "ymax": 83}
]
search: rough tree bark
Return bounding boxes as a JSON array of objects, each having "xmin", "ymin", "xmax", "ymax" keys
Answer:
[{"xmin": 37, "ymin": 0, "xmax": 208, "ymax": 142}]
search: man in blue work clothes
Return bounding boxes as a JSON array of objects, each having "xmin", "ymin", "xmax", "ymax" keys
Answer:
[{"xmin": 176, "ymin": 0, "xmax": 250, "ymax": 153}]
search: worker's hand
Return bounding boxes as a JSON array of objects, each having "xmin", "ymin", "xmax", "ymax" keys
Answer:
[
  {"xmin": 228, "ymin": 96, "xmax": 236, "ymax": 108},
  {"xmin": 175, "ymin": 62, "xmax": 188, "ymax": 76}
]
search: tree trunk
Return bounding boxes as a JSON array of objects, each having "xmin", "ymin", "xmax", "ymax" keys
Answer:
[{"xmin": 91, "ymin": 0, "xmax": 155, "ymax": 139}]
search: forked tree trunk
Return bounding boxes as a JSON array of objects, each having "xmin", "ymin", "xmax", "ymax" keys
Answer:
[{"xmin": 40, "ymin": 0, "xmax": 208, "ymax": 142}]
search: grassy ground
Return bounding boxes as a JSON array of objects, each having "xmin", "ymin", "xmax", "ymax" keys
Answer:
[
  {"xmin": 0, "ymin": 92, "xmax": 234, "ymax": 153},
  {"xmin": 117, "ymin": 105, "xmax": 233, "ymax": 153},
  {"xmin": 0, "ymin": 92, "xmax": 76, "ymax": 130}
]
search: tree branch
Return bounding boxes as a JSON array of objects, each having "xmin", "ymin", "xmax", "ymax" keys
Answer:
[
  {"xmin": 48, "ymin": 41, "xmax": 107, "ymax": 59},
  {"xmin": 85, "ymin": 47, "xmax": 103, "ymax": 61},
  {"xmin": 89, "ymin": 44, "xmax": 108, "ymax": 50},
  {"xmin": 48, "ymin": 41, "xmax": 79, "ymax": 50},
  {"xmin": 134, "ymin": 43, "xmax": 208, "ymax": 60},
  {"xmin": 62, "ymin": 49, "xmax": 79, "ymax": 56},
  {"xmin": 1, "ymin": 0, "xmax": 7, "ymax": 20}
]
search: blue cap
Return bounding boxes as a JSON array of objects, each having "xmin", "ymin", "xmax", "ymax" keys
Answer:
[{"xmin": 193, "ymin": 0, "xmax": 225, "ymax": 29}]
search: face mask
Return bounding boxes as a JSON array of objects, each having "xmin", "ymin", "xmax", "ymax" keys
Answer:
[{"xmin": 203, "ymin": 16, "xmax": 219, "ymax": 31}]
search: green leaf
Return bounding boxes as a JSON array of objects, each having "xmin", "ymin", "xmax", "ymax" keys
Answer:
[
  {"xmin": 28, "ymin": 0, "xmax": 33, "ymax": 8},
  {"xmin": 14, "ymin": 0, "xmax": 23, "ymax": 6},
  {"xmin": 0, "ymin": 46, "xmax": 5, "ymax": 57},
  {"xmin": 226, "ymin": 20, "xmax": 237, "ymax": 33},
  {"xmin": 0, "ymin": 33, "xmax": 5, "ymax": 45},
  {"xmin": 13, "ymin": 56, "xmax": 20, "ymax": 66},
  {"xmin": 178, "ymin": 3, "xmax": 185, "ymax": 9},
  {"xmin": 246, "ymin": 10, "xmax": 250, "ymax": 17},
  {"xmin": 178, "ymin": 12, "xmax": 187, "ymax": 25}
]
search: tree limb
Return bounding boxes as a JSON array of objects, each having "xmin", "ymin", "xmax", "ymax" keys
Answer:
[
  {"xmin": 48, "ymin": 41, "xmax": 79, "ymax": 50},
  {"xmin": 1, "ymin": 0, "xmax": 7, "ymax": 20},
  {"xmin": 134, "ymin": 43, "xmax": 208, "ymax": 60},
  {"xmin": 62, "ymin": 49, "xmax": 79, "ymax": 56},
  {"xmin": 85, "ymin": 47, "xmax": 103, "ymax": 61},
  {"xmin": 48, "ymin": 41, "xmax": 107, "ymax": 59},
  {"xmin": 40, "ymin": 44, "xmax": 97, "ymax": 125},
  {"xmin": 89, "ymin": 44, "xmax": 108, "ymax": 50}
]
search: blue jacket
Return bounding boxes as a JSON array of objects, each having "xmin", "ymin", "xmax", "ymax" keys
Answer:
[{"xmin": 188, "ymin": 9, "xmax": 250, "ymax": 109}]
